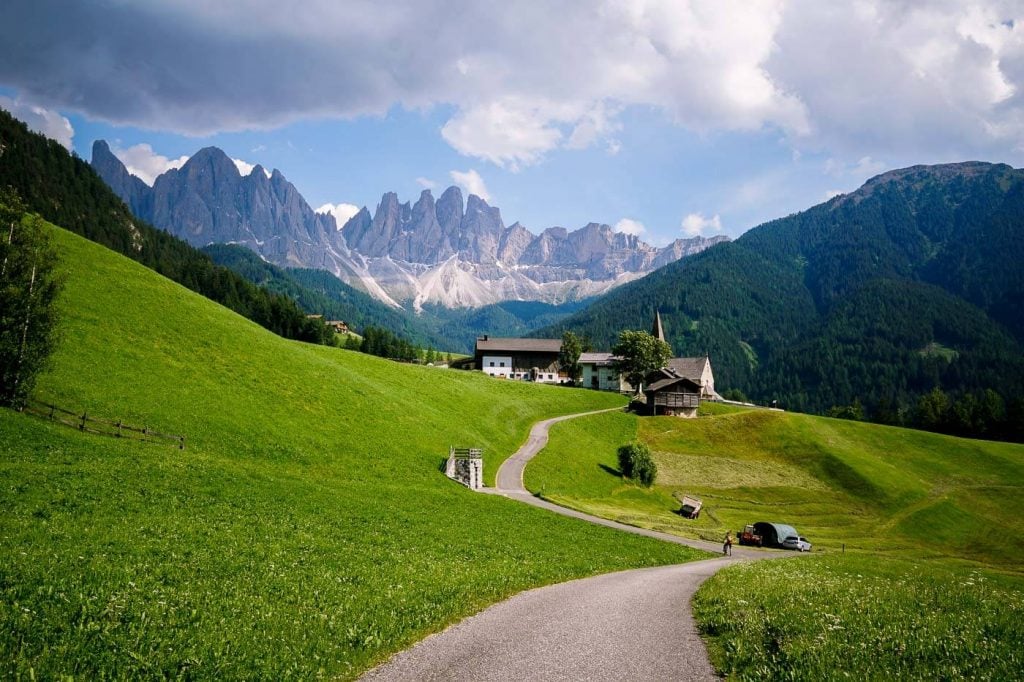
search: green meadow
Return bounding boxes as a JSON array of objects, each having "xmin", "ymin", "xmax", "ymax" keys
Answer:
[
  {"xmin": 526, "ymin": 401, "xmax": 1024, "ymax": 677},
  {"xmin": 0, "ymin": 226, "xmax": 704, "ymax": 679}
]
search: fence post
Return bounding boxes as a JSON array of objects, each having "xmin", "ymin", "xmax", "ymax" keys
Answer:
[
  {"xmin": 116, "ymin": 421, "xmax": 122, "ymax": 438},
  {"xmin": 48, "ymin": 404, "xmax": 55, "ymax": 420},
  {"xmin": 80, "ymin": 412, "xmax": 87, "ymax": 431},
  {"xmin": 179, "ymin": 435, "xmax": 185, "ymax": 450}
]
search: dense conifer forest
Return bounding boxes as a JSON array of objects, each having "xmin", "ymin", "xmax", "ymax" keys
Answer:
[
  {"xmin": 0, "ymin": 110, "xmax": 336, "ymax": 346},
  {"xmin": 540, "ymin": 163, "xmax": 1024, "ymax": 441}
]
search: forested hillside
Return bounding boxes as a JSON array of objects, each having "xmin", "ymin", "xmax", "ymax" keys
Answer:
[
  {"xmin": 541, "ymin": 163, "xmax": 1024, "ymax": 434},
  {"xmin": 0, "ymin": 109, "xmax": 332, "ymax": 345}
]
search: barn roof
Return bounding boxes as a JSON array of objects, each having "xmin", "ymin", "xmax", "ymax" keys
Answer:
[
  {"xmin": 646, "ymin": 375, "xmax": 701, "ymax": 393},
  {"xmin": 475, "ymin": 337, "xmax": 562, "ymax": 353}
]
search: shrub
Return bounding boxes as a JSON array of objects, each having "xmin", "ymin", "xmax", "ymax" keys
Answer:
[{"xmin": 617, "ymin": 441, "xmax": 657, "ymax": 487}]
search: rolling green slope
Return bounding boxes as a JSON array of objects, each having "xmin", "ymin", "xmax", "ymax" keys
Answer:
[
  {"xmin": 526, "ymin": 404, "xmax": 1024, "ymax": 569},
  {"xmin": 526, "ymin": 403, "xmax": 1024, "ymax": 679},
  {"xmin": 0, "ymin": 226, "xmax": 702, "ymax": 679}
]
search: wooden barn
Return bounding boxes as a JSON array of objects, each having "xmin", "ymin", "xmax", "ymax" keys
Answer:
[{"xmin": 643, "ymin": 368, "xmax": 701, "ymax": 418}]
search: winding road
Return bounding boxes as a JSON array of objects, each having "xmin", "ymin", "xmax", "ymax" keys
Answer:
[{"xmin": 362, "ymin": 407, "xmax": 770, "ymax": 681}]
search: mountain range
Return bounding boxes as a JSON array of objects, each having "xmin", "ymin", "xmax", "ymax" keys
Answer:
[
  {"xmin": 540, "ymin": 161, "xmax": 1024, "ymax": 417},
  {"xmin": 91, "ymin": 140, "xmax": 726, "ymax": 310}
]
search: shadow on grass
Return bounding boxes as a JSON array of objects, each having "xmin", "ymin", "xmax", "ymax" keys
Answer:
[{"xmin": 599, "ymin": 463, "xmax": 622, "ymax": 478}]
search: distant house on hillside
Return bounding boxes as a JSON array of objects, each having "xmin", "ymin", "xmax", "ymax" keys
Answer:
[
  {"xmin": 643, "ymin": 369, "xmax": 701, "ymax": 418},
  {"xmin": 473, "ymin": 336, "xmax": 566, "ymax": 383},
  {"xmin": 306, "ymin": 314, "xmax": 350, "ymax": 335},
  {"xmin": 579, "ymin": 352, "xmax": 630, "ymax": 392},
  {"xmin": 326, "ymin": 320, "xmax": 349, "ymax": 334}
]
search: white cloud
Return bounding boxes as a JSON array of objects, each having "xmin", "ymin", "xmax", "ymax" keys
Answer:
[
  {"xmin": 415, "ymin": 177, "xmax": 437, "ymax": 190},
  {"xmin": 110, "ymin": 143, "xmax": 189, "ymax": 185},
  {"xmin": 317, "ymin": 202, "xmax": 360, "ymax": 228},
  {"xmin": 449, "ymin": 169, "xmax": 491, "ymax": 202},
  {"xmin": 231, "ymin": 158, "xmax": 271, "ymax": 178},
  {"xmin": 2, "ymin": 1, "xmax": 1022, "ymax": 168},
  {"xmin": 0, "ymin": 96, "xmax": 73, "ymax": 150},
  {"xmin": 681, "ymin": 212, "xmax": 723, "ymax": 237},
  {"xmin": 441, "ymin": 98, "xmax": 564, "ymax": 170},
  {"xmin": 825, "ymin": 156, "xmax": 887, "ymax": 178},
  {"xmin": 614, "ymin": 218, "xmax": 646, "ymax": 236}
]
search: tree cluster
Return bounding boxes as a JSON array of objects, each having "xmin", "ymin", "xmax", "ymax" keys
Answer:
[
  {"xmin": 357, "ymin": 326, "xmax": 420, "ymax": 362},
  {"xmin": 611, "ymin": 330, "xmax": 672, "ymax": 393},
  {"xmin": 830, "ymin": 386, "xmax": 1024, "ymax": 442},
  {"xmin": 0, "ymin": 191, "xmax": 62, "ymax": 407}
]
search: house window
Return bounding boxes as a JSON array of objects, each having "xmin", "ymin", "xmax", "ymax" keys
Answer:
[
  {"xmin": 500, "ymin": 361, "xmax": 505, "ymax": 367},
  {"xmin": 489, "ymin": 361, "xmax": 494, "ymax": 367}
]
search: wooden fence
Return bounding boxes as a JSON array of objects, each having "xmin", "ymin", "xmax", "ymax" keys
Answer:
[{"xmin": 22, "ymin": 398, "xmax": 186, "ymax": 449}]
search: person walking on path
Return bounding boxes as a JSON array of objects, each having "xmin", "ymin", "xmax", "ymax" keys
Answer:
[{"xmin": 723, "ymin": 531, "xmax": 733, "ymax": 556}]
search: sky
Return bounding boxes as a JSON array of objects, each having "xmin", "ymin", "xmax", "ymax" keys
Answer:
[{"xmin": 1, "ymin": 0, "xmax": 1022, "ymax": 245}]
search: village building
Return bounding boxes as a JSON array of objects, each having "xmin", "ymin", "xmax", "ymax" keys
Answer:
[
  {"xmin": 325, "ymin": 320, "xmax": 349, "ymax": 334},
  {"xmin": 579, "ymin": 352, "xmax": 631, "ymax": 392},
  {"xmin": 643, "ymin": 368, "xmax": 702, "ymax": 418},
  {"xmin": 667, "ymin": 356, "xmax": 719, "ymax": 399},
  {"xmin": 473, "ymin": 336, "xmax": 566, "ymax": 383},
  {"xmin": 305, "ymin": 314, "xmax": 350, "ymax": 335}
]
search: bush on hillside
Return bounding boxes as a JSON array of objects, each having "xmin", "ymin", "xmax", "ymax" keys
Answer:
[{"xmin": 617, "ymin": 441, "xmax": 657, "ymax": 487}]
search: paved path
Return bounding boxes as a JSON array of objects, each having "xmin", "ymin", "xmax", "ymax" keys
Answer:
[
  {"xmin": 361, "ymin": 557, "xmax": 738, "ymax": 681},
  {"xmin": 491, "ymin": 407, "xmax": 760, "ymax": 558},
  {"xmin": 362, "ymin": 407, "xmax": 772, "ymax": 680}
]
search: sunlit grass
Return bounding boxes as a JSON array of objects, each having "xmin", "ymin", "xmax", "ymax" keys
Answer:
[
  {"xmin": 694, "ymin": 555, "xmax": 1024, "ymax": 680},
  {"xmin": 527, "ymin": 399, "xmax": 1024, "ymax": 678},
  {"xmin": 0, "ymin": 226, "xmax": 700, "ymax": 679}
]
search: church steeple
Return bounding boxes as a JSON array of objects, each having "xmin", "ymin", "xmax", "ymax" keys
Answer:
[{"xmin": 652, "ymin": 309, "xmax": 666, "ymax": 344}]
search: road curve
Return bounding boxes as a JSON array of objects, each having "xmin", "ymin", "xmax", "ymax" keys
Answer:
[
  {"xmin": 361, "ymin": 407, "xmax": 774, "ymax": 681},
  {"xmin": 492, "ymin": 406, "xmax": 759, "ymax": 557},
  {"xmin": 360, "ymin": 558, "xmax": 736, "ymax": 682}
]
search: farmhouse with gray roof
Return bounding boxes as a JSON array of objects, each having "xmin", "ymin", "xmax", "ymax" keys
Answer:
[{"xmin": 473, "ymin": 336, "xmax": 566, "ymax": 383}]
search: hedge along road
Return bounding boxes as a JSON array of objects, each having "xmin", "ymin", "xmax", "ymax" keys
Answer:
[{"xmin": 361, "ymin": 407, "xmax": 776, "ymax": 681}]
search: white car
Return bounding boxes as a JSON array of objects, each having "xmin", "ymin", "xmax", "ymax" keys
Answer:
[{"xmin": 782, "ymin": 535, "xmax": 812, "ymax": 552}]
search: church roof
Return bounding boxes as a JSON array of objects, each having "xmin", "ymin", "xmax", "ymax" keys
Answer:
[{"xmin": 667, "ymin": 356, "xmax": 709, "ymax": 380}]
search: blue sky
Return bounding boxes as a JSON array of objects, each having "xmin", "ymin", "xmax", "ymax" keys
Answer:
[{"xmin": 2, "ymin": 1, "xmax": 1022, "ymax": 245}]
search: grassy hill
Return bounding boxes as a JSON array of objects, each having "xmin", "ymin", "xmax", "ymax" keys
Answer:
[
  {"xmin": 526, "ymin": 404, "xmax": 1024, "ymax": 678},
  {"xmin": 0, "ymin": 225, "xmax": 703, "ymax": 679},
  {"xmin": 527, "ymin": 403, "xmax": 1024, "ymax": 569}
]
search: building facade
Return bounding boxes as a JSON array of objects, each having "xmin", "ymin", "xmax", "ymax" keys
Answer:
[
  {"xmin": 579, "ymin": 352, "xmax": 631, "ymax": 392},
  {"xmin": 474, "ymin": 336, "xmax": 566, "ymax": 383}
]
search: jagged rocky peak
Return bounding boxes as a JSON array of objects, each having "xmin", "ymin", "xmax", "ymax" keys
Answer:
[
  {"xmin": 460, "ymin": 194, "xmax": 505, "ymax": 264},
  {"xmin": 436, "ymin": 186, "xmax": 465, "ymax": 235},
  {"xmin": 498, "ymin": 222, "xmax": 535, "ymax": 265},
  {"xmin": 91, "ymin": 139, "xmax": 153, "ymax": 218}
]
